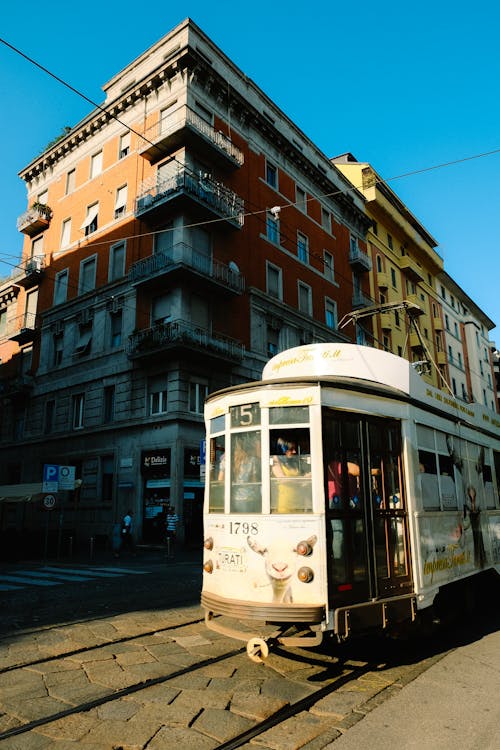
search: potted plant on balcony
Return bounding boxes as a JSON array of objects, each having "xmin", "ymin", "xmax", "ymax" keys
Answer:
[{"xmin": 31, "ymin": 201, "xmax": 53, "ymax": 221}]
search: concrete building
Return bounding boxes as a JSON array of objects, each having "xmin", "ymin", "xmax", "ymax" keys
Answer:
[
  {"xmin": 436, "ymin": 272, "xmax": 497, "ymax": 410},
  {"xmin": 0, "ymin": 19, "xmax": 371, "ymax": 555}
]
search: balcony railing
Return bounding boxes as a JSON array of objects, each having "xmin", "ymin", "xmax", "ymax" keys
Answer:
[
  {"xmin": 7, "ymin": 312, "xmax": 39, "ymax": 344},
  {"xmin": 136, "ymin": 167, "xmax": 244, "ymax": 228},
  {"xmin": 351, "ymin": 290, "xmax": 373, "ymax": 309},
  {"xmin": 16, "ymin": 256, "xmax": 45, "ymax": 289},
  {"xmin": 138, "ymin": 107, "xmax": 244, "ymax": 167},
  {"xmin": 348, "ymin": 246, "xmax": 372, "ymax": 272},
  {"xmin": 400, "ymin": 256, "xmax": 424, "ymax": 283},
  {"xmin": 127, "ymin": 319, "xmax": 244, "ymax": 362},
  {"xmin": 0, "ymin": 374, "xmax": 33, "ymax": 397},
  {"xmin": 129, "ymin": 242, "xmax": 245, "ymax": 293},
  {"xmin": 17, "ymin": 205, "xmax": 52, "ymax": 236}
]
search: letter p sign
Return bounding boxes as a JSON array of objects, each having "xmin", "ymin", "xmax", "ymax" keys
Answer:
[{"xmin": 43, "ymin": 464, "xmax": 59, "ymax": 492}]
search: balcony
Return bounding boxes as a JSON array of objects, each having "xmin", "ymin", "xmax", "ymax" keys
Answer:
[
  {"xmin": 349, "ymin": 246, "xmax": 372, "ymax": 273},
  {"xmin": 16, "ymin": 256, "xmax": 45, "ymax": 289},
  {"xmin": 352, "ymin": 290, "xmax": 373, "ymax": 309},
  {"xmin": 138, "ymin": 107, "xmax": 244, "ymax": 168},
  {"xmin": 433, "ymin": 315, "xmax": 444, "ymax": 331},
  {"xmin": 129, "ymin": 243, "xmax": 245, "ymax": 294},
  {"xmin": 0, "ymin": 374, "xmax": 33, "ymax": 398},
  {"xmin": 409, "ymin": 332, "xmax": 424, "ymax": 350},
  {"xmin": 17, "ymin": 204, "xmax": 52, "ymax": 236},
  {"xmin": 127, "ymin": 319, "xmax": 244, "ymax": 364},
  {"xmin": 436, "ymin": 350, "xmax": 447, "ymax": 365},
  {"xmin": 400, "ymin": 256, "xmax": 424, "ymax": 283},
  {"xmin": 8, "ymin": 312, "xmax": 39, "ymax": 345},
  {"xmin": 135, "ymin": 168, "xmax": 244, "ymax": 229},
  {"xmin": 377, "ymin": 271, "xmax": 389, "ymax": 289},
  {"xmin": 380, "ymin": 312, "xmax": 392, "ymax": 330}
]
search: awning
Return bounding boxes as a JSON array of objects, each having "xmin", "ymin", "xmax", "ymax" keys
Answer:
[
  {"xmin": 80, "ymin": 204, "xmax": 99, "ymax": 230},
  {"xmin": 0, "ymin": 483, "xmax": 44, "ymax": 502}
]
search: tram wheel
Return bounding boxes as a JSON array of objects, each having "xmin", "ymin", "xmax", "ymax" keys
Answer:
[{"xmin": 246, "ymin": 637, "xmax": 269, "ymax": 663}]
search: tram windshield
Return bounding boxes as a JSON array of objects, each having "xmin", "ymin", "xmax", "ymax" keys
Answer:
[{"xmin": 207, "ymin": 403, "xmax": 312, "ymax": 514}]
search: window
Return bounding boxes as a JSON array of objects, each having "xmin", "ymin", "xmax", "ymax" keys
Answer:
[
  {"xmin": 54, "ymin": 269, "xmax": 69, "ymax": 305},
  {"xmin": 103, "ymin": 386, "xmax": 115, "ymax": 423},
  {"xmin": 150, "ymin": 388, "xmax": 168, "ymax": 415},
  {"xmin": 298, "ymin": 281, "xmax": 312, "ymax": 315},
  {"xmin": 267, "ymin": 327, "xmax": 279, "ymax": 358},
  {"xmin": 74, "ymin": 323, "xmax": 92, "ymax": 356},
  {"xmin": 266, "ymin": 263, "xmax": 282, "ymax": 299},
  {"xmin": 114, "ymin": 185, "xmax": 127, "ymax": 219},
  {"xmin": 110, "ymin": 311, "xmax": 122, "ymax": 348},
  {"xmin": 160, "ymin": 100, "xmax": 177, "ymax": 134},
  {"xmin": 101, "ymin": 456, "xmax": 114, "ymax": 503},
  {"xmin": 0, "ymin": 309, "xmax": 6, "ymax": 338},
  {"xmin": 395, "ymin": 311, "xmax": 400, "ymax": 327},
  {"xmin": 324, "ymin": 250, "xmax": 334, "ymax": 281},
  {"xmin": 372, "ymin": 220, "xmax": 378, "ymax": 235},
  {"xmin": 387, "ymin": 233, "xmax": 393, "ymax": 250},
  {"xmin": 90, "ymin": 150, "xmax": 103, "ymax": 178},
  {"xmin": 376, "ymin": 255, "xmax": 382, "ymax": 272},
  {"xmin": 119, "ymin": 132, "xmax": 130, "ymax": 159},
  {"xmin": 72, "ymin": 393, "xmax": 85, "ymax": 429},
  {"xmin": 109, "ymin": 241, "xmax": 125, "ymax": 281},
  {"xmin": 390, "ymin": 267, "xmax": 397, "ymax": 288},
  {"xmin": 61, "ymin": 218, "xmax": 71, "ymax": 248},
  {"xmin": 189, "ymin": 381, "xmax": 208, "ymax": 413},
  {"xmin": 81, "ymin": 203, "xmax": 99, "ymax": 236},
  {"xmin": 44, "ymin": 400, "xmax": 55, "ymax": 434},
  {"xmin": 195, "ymin": 100, "xmax": 213, "ymax": 123},
  {"xmin": 349, "ymin": 235, "xmax": 358, "ymax": 254},
  {"xmin": 296, "ymin": 185, "xmax": 306, "ymax": 212},
  {"xmin": 325, "ymin": 298, "xmax": 337, "ymax": 329},
  {"xmin": 65, "ymin": 169, "xmax": 75, "ymax": 195},
  {"xmin": 265, "ymin": 160, "xmax": 277, "ymax": 188},
  {"xmin": 53, "ymin": 332, "xmax": 64, "ymax": 366},
  {"xmin": 445, "ymin": 314, "xmax": 450, "ymax": 331},
  {"xmin": 266, "ymin": 210, "xmax": 280, "ymax": 244},
  {"xmin": 297, "ymin": 232, "xmax": 309, "ymax": 264},
  {"xmin": 31, "ymin": 235, "xmax": 43, "ymax": 260},
  {"xmin": 79, "ymin": 256, "xmax": 96, "ymax": 294},
  {"xmin": 321, "ymin": 207, "xmax": 331, "ymax": 232}
]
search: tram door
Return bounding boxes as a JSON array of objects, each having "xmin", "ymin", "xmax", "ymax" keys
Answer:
[{"xmin": 323, "ymin": 411, "xmax": 412, "ymax": 608}]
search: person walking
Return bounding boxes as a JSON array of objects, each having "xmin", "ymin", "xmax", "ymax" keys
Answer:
[
  {"xmin": 165, "ymin": 506, "xmax": 179, "ymax": 559},
  {"xmin": 121, "ymin": 509, "xmax": 135, "ymax": 555}
]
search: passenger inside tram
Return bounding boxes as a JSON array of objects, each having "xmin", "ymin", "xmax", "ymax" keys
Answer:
[{"xmin": 270, "ymin": 430, "xmax": 312, "ymax": 513}]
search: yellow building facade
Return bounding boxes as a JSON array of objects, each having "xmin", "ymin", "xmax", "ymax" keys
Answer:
[{"xmin": 333, "ymin": 154, "xmax": 446, "ymax": 389}]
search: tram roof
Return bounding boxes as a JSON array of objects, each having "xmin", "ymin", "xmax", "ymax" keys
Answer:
[{"xmin": 207, "ymin": 344, "xmax": 500, "ymax": 438}]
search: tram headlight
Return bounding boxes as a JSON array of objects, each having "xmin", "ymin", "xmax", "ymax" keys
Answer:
[
  {"xmin": 204, "ymin": 537, "xmax": 214, "ymax": 551},
  {"xmin": 297, "ymin": 566, "xmax": 314, "ymax": 583},
  {"xmin": 296, "ymin": 540, "xmax": 314, "ymax": 556},
  {"xmin": 203, "ymin": 560, "xmax": 214, "ymax": 574}
]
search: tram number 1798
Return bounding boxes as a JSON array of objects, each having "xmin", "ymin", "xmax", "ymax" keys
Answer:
[{"xmin": 229, "ymin": 521, "xmax": 259, "ymax": 535}]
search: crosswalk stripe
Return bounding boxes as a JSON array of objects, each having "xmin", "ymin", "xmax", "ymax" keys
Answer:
[
  {"xmin": 0, "ymin": 584, "xmax": 24, "ymax": 591},
  {"xmin": 40, "ymin": 567, "xmax": 122, "ymax": 579},
  {"xmin": 18, "ymin": 570, "xmax": 93, "ymax": 582},
  {"xmin": 0, "ymin": 575, "xmax": 59, "ymax": 587}
]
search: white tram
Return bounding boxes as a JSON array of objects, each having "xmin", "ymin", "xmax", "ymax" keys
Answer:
[{"xmin": 201, "ymin": 344, "xmax": 500, "ymax": 659}]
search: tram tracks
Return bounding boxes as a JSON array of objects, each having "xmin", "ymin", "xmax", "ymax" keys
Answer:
[{"xmin": 0, "ymin": 611, "xmax": 410, "ymax": 749}]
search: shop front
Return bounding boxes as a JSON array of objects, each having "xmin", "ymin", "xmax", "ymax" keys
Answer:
[{"xmin": 141, "ymin": 449, "xmax": 170, "ymax": 544}]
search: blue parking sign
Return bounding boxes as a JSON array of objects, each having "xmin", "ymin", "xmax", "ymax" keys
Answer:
[{"xmin": 43, "ymin": 464, "xmax": 59, "ymax": 492}]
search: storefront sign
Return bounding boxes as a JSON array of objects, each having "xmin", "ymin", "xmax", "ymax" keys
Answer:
[{"xmin": 141, "ymin": 449, "xmax": 170, "ymax": 474}]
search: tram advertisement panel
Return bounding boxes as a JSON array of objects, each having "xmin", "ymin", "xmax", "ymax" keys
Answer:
[
  {"xmin": 203, "ymin": 516, "xmax": 326, "ymax": 605},
  {"xmin": 418, "ymin": 513, "xmax": 500, "ymax": 586}
]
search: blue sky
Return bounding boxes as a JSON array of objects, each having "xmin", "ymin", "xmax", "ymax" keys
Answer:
[{"xmin": 1, "ymin": 0, "xmax": 499, "ymax": 339}]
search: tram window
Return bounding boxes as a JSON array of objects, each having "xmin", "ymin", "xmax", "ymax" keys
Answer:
[
  {"xmin": 230, "ymin": 431, "xmax": 261, "ymax": 513},
  {"xmin": 269, "ymin": 405, "xmax": 309, "ymax": 424},
  {"xmin": 210, "ymin": 414, "xmax": 225, "ymax": 434},
  {"xmin": 209, "ymin": 435, "xmax": 225, "ymax": 512},
  {"xmin": 438, "ymin": 454, "xmax": 457, "ymax": 509},
  {"xmin": 270, "ymin": 428, "xmax": 312, "ymax": 513},
  {"xmin": 483, "ymin": 464, "xmax": 496, "ymax": 508},
  {"xmin": 419, "ymin": 449, "xmax": 439, "ymax": 509}
]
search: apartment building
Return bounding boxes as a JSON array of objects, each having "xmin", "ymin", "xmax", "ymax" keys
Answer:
[
  {"xmin": 332, "ymin": 154, "xmax": 447, "ymax": 388},
  {"xmin": 0, "ymin": 19, "xmax": 371, "ymax": 554},
  {"xmin": 437, "ymin": 272, "xmax": 497, "ymax": 410}
]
